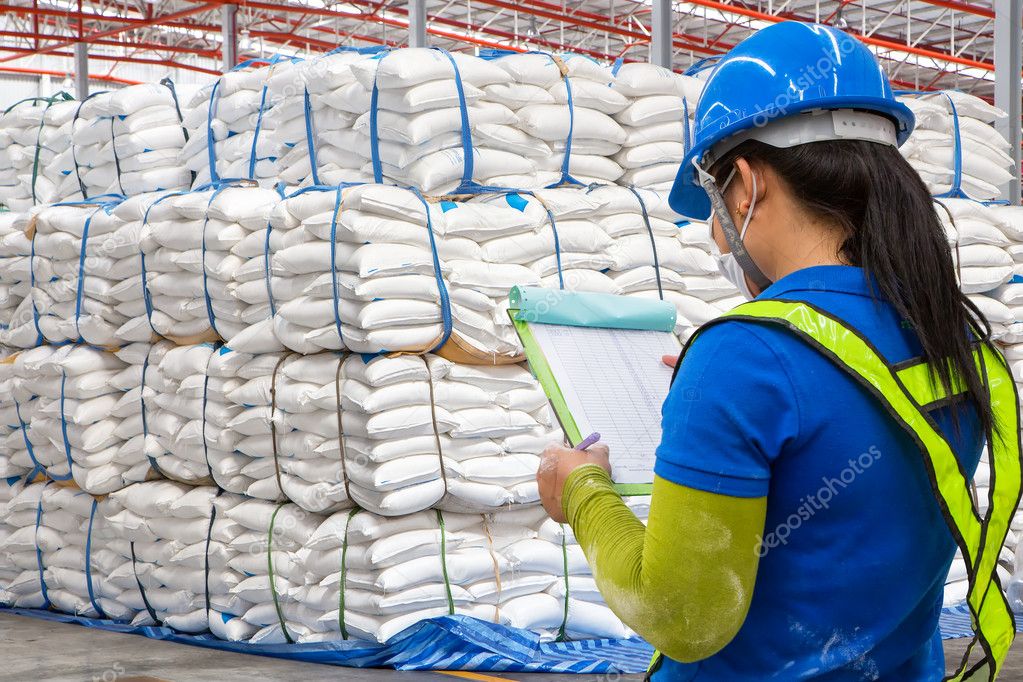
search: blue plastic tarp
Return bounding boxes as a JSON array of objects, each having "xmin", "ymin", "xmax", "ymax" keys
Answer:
[
  {"xmin": 0, "ymin": 607, "xmax": 654, "ymax": 673},
  {"xmin": 1, "ymin": 605, "xmax": 1011, "ymax": 672}
]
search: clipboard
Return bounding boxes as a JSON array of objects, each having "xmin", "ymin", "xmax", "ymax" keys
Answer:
[{"xmin": 508, "ymin": 286, "xmax": 681, "ymax": 496}]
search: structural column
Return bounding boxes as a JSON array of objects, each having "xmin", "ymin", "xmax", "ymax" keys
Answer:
[
  {"xmin": 222, "ymin": 3, "xmax": 238, "ymax": 72},
  {"xmin": 650, "ymin": 0, "xmax": 672, "ymax": 68},
  {"xmin": 408, "ymin": 0, "xmax": 428, "ymax": 48},
  {"xmin": 73, "ymin": 42, "xmax": 88, "ymax": 98},
  {"xmin": 994, "ymin": 0, "xmax": 1022, "ymax": 205}
]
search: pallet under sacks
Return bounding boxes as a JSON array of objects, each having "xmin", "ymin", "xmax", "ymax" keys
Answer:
[{"xmin": 0, "ymin": 479, "xmax": 646, "ymax": 644}]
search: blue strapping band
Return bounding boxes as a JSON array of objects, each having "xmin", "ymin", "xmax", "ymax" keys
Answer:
[
  {"xmin": 329, "ymin": 185, "xmax": 346, "ymax": 346},
  {"xmin": 546, "ymin": 205, "xmax": 565, "ymax": 289},
  {"xmin": 250, "ymin": 84, "xmax": 270, "ymax": 180},
  {"xmin": 303, "ymin": 87, "xmax": 321, "ymax": 186},
  {"xmin": 611, "ymin": 57, "xmax": 624, "ymax": 77},
  {"xmin": 201, "ymin": 348, "xmax": 215, "ymax": 478},
  {"xmin": 936, "ymin": 93, "xmax": 968, "ymax": 200},
  {"xmin": 140, "ymin": 190, "xmax": 190, "ymax": 334},
  {"xmin": 263, "ymin": 181, "xmax": 288, "ymax": 319},
  {"xmin": 109, "ymin": 117, "xmax": 125, "ymax": 196},
  {"xmin": 84, "ymin": 499, "xmax": 107, "ymax": 618},
  {"xmin": 409, "ymin": 188, "xmax": 452, "ymax": 352},
  {"xmin": 895, "ymin": 90, "xmax": 969, "ymax": 200},
  {"xmin": 29, "ymin": 229, "xmax": 43, "ymax": 347},
  {"xmin": 430, "ymin": 47, "xmax": 475, "ymax": 192},
  {"xmin": 14, "ymin": 398, "xmax": 43, "ymax": 479},
  {"xmin": 528, "ymin": 51, "xmax": 582, "ymax": 188},
  {"xmin": 55, "ymin": 370, "xmax": 76, "ymax": 481},
  {"xmin": 206, "ymin": 80, "xmax": 222, "ymax": 185},
  {"xmin": 72, "ymin": 206, "xmax": 107, "ymax": 343},
  {"xmin": 200, "ymin": 187, "xmax": 231, "ymax": 338},
  {"xmin": 682, "ymin": 98, "xmax": 691, "ymax": 154},
  {"xmin": 33, "ymin": 485, "xmax": 52, "ymax": 609},
  {"xmin": 369, "ymin": 78, "xmax": 383, "ymax": 184},
  {"xmin": 684, "ymin": 55, "xmax": 722, "ymax": 77}
]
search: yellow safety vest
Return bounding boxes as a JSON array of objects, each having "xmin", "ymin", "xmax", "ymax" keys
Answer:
[{"xmin": 648, "ymin": 299, "xmax": 1021, "ymax": 681}]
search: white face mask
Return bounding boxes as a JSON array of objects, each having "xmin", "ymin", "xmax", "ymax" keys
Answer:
[{"xmin": 711, "ymin": 168, "xmax": 759, "ymax": 300}]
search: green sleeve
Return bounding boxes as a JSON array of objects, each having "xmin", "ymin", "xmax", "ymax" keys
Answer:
[{"xmin": 562, "ymin": 464, "xmax": 767, "ymax": 662}]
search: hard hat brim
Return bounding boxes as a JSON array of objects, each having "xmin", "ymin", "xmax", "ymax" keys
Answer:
[{"xmin": 668, "ymin": 172, "xmax": 712, "ymax": 222}]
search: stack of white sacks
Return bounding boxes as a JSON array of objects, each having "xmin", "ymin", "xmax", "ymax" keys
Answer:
[
  {"xmin": 19, "ymin": 344, "xmax": 154, "ymax": 494},
  {"xmin": 986, "ymin": 205, "xmax": 1023, "ymax": 603},
  {"xmin": 295, "ymin": 504, "xmax": 635, "ymax": 644},
  {"xmin": 275, "ymin": 50, "xmax": 380, "ymax": 189},
  {"xmin": 61, "ymin": 84, "xmax": 191, "ymax": 201},
  {"xmin": 0, "ymin": 211, "xmax": 35, "ymax": 346},
  {"xmin": 0, "ymin": 346, "xmax": 53, "ymax": 479},
  {"xmin": 181, "ymin": 60, "xmax": 304, "ymax": 189},
  {"xmin": 138, "ymin": 185, "xmax": 280, "ymax": 344},
  {"xmin": 200, "ymin": 350, "xmax": 559, "ymax": 516},
  {"xmin": 276, "ymin": 49, "xmax": 704, "ymax": 194},
  {"xmin": 586, "ymin": 184, "xmax": 740, "ymax": 339},
  {"xmin": 0, "ymin": 481, "xmax": 133, "ymax": 619},
  {"xmin": 935, "ymin": 198, "xmax": 1016, "ymax": 340},
  {"xmin": 349, "ymin": 49, "xmax": 535, "ymax": 193},
  {"xmin": 29, "ymin": 200, "xmax": 129, "ymax": 347},
  {"xmin": 484, "ymin": 52, "xmax": 625, "ymax": 188},
  {"xmin": 0, "ymin": 481, "xmax": 46, "ymax": 609},
  {"xmin": 0, "ymin": 474, "xmax": 27, "ymax": 607},
  {"xmin": 610, "ymin": 63, "xmax": 701, "ymax": 191},
  {"xmin": 0, "ymin": 95, "xmax": 79, "ymax": 210},
  {"xmin": 441, "ymin": 187, "xmax": 615, "ymax": 357},
  {"xmin": 257, "ymin": 184, "xmax": 456, "ymax": 355},
  {"xmin": 98, "ymin": 482, "xmax": 256, "ymax": 636},
  {"xmin": 900, "ymin": 91, "xmax": 1015, "ymax": 202},
  {"xmin": 121, "ymin": 341, "xmax": 223, "ymax": 486}
]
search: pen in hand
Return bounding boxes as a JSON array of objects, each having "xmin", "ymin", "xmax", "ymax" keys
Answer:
[{"xmin": 575, "ymin": 432, "xmax": 601, "ymax": 450}]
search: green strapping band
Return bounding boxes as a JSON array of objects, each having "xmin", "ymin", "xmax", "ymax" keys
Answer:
[
  {"xmin": 556, "ymin": 528, "xmax": 570, "ymax": 641},
  {"xmin": 21, "ymin": 92, "xmax": 73, "ymax": 206},
  {"xmin": 267, "ymin": 502, "xmax": 295, "ymax": 644},
  {"xmin": 338, "ymin": 507, "xmax": 361, "ymax": 640},
  {"xmin": 436, "ymin": 509, "xmax": 455, "ymax": 615}
]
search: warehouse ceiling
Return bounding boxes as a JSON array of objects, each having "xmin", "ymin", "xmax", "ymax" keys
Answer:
[{"xmin": 0, "ymin": 0, "xmax": 1003, "ymax": 99}]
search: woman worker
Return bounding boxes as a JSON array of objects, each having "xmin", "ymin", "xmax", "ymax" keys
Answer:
[{"xmin": 537, "ymin": 21, "xmax": 1020, "ymax": 681}]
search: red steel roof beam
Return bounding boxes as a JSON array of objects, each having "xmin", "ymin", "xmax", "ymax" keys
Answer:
[
  {"xmin": 678, "ymin": 0, "xmax": 995, "ymax": 72},
  {"xmin": 0, "ymin": 30, "xmax": 221, "ymax": 58},
  {"xmin": 0, "ymin": 2, "xmax": 221, "ymax": 63},
  {"xmin": 0, "ymin": 64, "xmax": 140, "ymax": 84},
  {"xmin": 0, "ymin": 3, "xmax": 222, "ymax": 33},
  {"xmin": 0, "ymin": 43, "xmax": 223, "ymax": 75}
]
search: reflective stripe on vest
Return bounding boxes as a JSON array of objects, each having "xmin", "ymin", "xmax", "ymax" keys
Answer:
[{"xmin": 679, "ymin": 299, "xmax": 1019, "ymax": 681}]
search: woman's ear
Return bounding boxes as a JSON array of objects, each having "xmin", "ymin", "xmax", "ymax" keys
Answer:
[{"xmin": 733, "ymin": 157, "xmax": 767, "ymax": 217}]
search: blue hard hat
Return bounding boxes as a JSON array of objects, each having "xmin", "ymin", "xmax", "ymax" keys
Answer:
[{"xmin": 669, "ymin": 22, "xmax": 915, "ymax": 220}]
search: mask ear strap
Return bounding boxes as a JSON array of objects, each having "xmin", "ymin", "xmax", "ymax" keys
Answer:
[{"xmin": 694, "ymin": 159, "xmax": 771, "ymax": 290}]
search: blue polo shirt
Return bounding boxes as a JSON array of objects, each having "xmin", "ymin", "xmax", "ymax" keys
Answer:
[{"xmin": 654, "ymin": 265, "xmax": 982, "ymax": 681}]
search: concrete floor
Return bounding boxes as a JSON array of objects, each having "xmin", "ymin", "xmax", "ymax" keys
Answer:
[{"xmin": 2, "ymin": 612, "xmax": 1022, "ymax": 681}]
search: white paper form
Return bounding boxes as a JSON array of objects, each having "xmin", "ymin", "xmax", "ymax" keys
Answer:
[{"xmin": 529, "ymin": 323, "xmax": 680, "ymax": 484}]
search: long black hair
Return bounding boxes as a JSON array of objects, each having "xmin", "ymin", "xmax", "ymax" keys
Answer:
[{"xmin": 713, "ymin": 138, "xmax": 995, "ymax": 436}]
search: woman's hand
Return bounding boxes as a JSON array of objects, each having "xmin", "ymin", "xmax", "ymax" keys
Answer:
[{"xmin": 537, "ymin": 443, "xmax": 611, "ymax": 523}]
